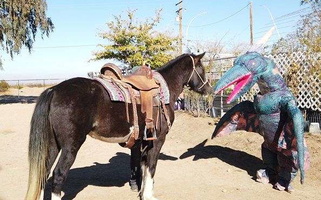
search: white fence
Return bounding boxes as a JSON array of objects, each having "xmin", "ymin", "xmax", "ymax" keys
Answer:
[
  {"xmin": 185, "ymin": 52, "xmax": 321, "ymax": 124},
  {"xmin": 213, "ymin": 52, "xmax": 321, "ymax": 112}
]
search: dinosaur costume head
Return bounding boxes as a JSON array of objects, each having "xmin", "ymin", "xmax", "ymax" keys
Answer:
[{"xmin": 213, "ymin": 51, "xmax": 275, "ymax": 103}]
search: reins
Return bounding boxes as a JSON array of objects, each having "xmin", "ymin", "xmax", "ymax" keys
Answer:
[{"xmin": 186, "ymin": 55, "xmax": 209, "ymax": 90}]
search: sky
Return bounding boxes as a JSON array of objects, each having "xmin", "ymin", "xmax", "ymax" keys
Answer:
[{"xmin": 0, "ymin": 0, "xmax": 311, "ymax": 81}]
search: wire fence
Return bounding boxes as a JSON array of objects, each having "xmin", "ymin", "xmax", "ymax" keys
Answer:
[{"xmin": 1, "ymin": 78, "xmax": 65, "ymax": 96}]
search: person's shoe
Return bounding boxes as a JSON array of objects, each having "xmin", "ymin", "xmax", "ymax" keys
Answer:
[
  {"xmin": 273, "ymin": 182, "xmax": 286, "ymax": 191},
  {"xmin": 286, "ymin": 184, "xmax": 294, "ymax": 193},
  {"xmin": 256, "ymin": 169, "xmax": 270, "ymax": 184},
  {"xmin": 273, "ymin": 179, "xmax": 294, "ymax": 193}
]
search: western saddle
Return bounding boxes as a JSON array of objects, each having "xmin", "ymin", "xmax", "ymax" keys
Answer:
[{"xmin": 99, "ymin": 63, "xmax": 168, "ymax": 148}]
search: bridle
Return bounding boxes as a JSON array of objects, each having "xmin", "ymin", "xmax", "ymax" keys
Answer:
[{"xmin": 186, "ymin": 55, "xmax": 209, "ymax": 90}]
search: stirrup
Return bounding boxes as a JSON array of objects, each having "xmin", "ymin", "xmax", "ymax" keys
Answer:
[{"xmin": 143, "ymin": 126, "xmax": 157, "ymax": 141}]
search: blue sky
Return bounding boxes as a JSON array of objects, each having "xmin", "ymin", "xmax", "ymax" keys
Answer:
[{"xmin": 0, "ymin": 0, "xmax": 310, "ymax": 80}]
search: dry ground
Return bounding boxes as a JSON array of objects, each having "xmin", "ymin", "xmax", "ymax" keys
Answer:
[{"xmin": 0, "ymin": 87, "xmax": 320, "ymax": 200}]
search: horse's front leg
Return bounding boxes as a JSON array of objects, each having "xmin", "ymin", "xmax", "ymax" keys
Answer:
[
  {"xmin": 140, "ymin": 134, "xmax": 166, "ymax": 200},
  {"xmin": 130, "ymin": 140, "xmax": 142, "ymax": 192}
]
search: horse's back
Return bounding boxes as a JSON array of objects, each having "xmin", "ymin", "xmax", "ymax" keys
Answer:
[
  {"xmin": 47, "ymin": 77, "xmax": 133, "ymax": 142},
  {"xmin": 53, "ymin": 77, "xmax": 103, "ymax": 94},
  {"xmin": 47, "ymin": 78, "xmax": 108, "ymax": 140}
]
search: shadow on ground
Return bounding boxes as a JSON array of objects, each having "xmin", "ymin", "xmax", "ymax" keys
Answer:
[
  {"xmin": 180, "ymin": 139, "xmax": 264, "ymax": 178},
  {"xmin": 0, "ymin": 95, "xmax": 38, "ymax": 104},
  {"xmin": 159, "ymin": 152, "xmax": 178, "ymax": 161},
  {"xmin": 43, "ymin": 151, "xmax": 178, "ymax": 199}
]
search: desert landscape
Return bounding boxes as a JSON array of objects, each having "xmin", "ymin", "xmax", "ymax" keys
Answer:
[{"xmin": 0, "ymin": 87, "xmax": 321, "ymax": 200}]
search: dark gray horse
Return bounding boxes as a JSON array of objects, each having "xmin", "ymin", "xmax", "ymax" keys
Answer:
[{"xmin": 25, "ymin": 53, "xmax": 212, "ymax": 200}]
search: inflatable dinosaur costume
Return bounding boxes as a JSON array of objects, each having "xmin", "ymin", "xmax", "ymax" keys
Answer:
[{"xmin": 212, "ymin": 52, "xmax": 310, "ymax": 193}]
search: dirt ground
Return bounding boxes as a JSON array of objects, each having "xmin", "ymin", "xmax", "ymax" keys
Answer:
[{"xmin": 0, "ymin": 87, "xmax": 321, "ymax": 200}]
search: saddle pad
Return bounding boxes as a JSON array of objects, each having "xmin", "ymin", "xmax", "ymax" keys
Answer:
[
  {"xmin": 94, "ymin": 71, "xmax": 170, "ymax": 104},
  {"xmin": 153, "ymin": 71, "xmax": 170, "ymax": 104},
  {"xmin": 94, "ymin": 77, "xmax": 130, "ymax": 102}
]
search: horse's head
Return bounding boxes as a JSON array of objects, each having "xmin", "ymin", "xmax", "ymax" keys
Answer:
[{"xmin": 186, "ymin": 53, "xmax": 212, "ymax": 95}]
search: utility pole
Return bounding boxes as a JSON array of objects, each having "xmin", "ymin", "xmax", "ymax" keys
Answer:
[
  {"xmin": 249, "ymin": 1, "xmax": 254, "ymax": 45},
  {"xmin": 176, "ymin": 0, "xmax": 183, "ymax": 54}
]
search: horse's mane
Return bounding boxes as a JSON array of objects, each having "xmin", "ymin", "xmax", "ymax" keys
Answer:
[{"xmin": 157, "ymin": 53, "xmax": 195, "ymax": 72}]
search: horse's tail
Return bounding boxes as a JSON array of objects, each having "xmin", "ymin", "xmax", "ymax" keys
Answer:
[{"xmin": 25, "ymin": 88, "xmax": 54, "ymax": 200}]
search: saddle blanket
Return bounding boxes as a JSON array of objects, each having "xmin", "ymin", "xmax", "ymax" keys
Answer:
[{"xmin": 94, "ymin": 71, "xmax": 170, "ymax": 104}]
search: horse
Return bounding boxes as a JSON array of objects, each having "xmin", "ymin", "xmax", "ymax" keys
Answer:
[{"xmin": 25, "ymin": 53, "xmax": 212, "ymax": 200}]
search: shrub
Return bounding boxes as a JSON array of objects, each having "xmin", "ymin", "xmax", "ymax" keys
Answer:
[{"xmin": 0, "ymin": 80, "xmax": 10, "ymax": 92}]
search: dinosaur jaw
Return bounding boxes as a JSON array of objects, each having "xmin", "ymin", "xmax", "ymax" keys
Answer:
[
  {"xmin": 226, "ymin": 73, "xmax": 252, "ymax": 103},
  {"xmin": 214, "ymin": 72, "xmax": 253, "ymax": 104}
]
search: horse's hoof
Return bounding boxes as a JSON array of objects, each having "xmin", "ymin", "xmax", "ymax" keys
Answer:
[
  {"xmin": 129, "ymin": 180, "xmax": 139, "ymax": 192},
  {"xmin": 140, "ymin": 196, "xmax": 158, "ymax": 200},
  {"xmin": 130, "ymin": 184, "xmax": 139, "ymax": 192}
]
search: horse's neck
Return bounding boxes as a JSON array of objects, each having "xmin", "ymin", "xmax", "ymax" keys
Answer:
[{"xmin": 159, "ymin": 66, "xmax": 189, "ymax": 105}]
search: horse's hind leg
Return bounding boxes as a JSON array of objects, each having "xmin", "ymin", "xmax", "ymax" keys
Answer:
[
  {"xmin": 43, "ymin": 137, "xmax": 60, "ymax": 199},
  {"xmin": 51, "ymin": 137, "xmax": 86, "ymax": 200},
  {"xmin": 130, "ymin": 140, "xmax": 142, "ymax": 191}
]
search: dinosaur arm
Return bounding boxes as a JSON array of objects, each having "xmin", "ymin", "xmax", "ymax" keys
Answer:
[
  {"xmin": 284, "ymin": 99, "xmax": 305, "ymax": 184},
  {"xmin": 212, "ymin": 101, "xmax": 260, "ymax": 138}
]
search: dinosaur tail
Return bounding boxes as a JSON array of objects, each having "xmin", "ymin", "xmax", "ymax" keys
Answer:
[
  {"xmin": 292, "ymin": 107, "xmax": 306, "ymax": 184},
  {"xmin": 297, "ymin": 134, "xmax": 305, "ymax": 184}
]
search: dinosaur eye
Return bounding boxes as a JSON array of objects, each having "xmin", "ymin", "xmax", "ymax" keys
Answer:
[
  {"xmin": 245, "ymin": 57, "xmax": 268, "ymax": 72},
  {"xmin": 247, "ymin": 59, "xmax": 257, "ymax": 67}
]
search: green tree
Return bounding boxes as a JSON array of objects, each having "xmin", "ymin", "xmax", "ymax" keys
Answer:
[
  {"xmin": 93, "ymin": 10, "xmax": 178, "ymax": 69},
  {"xmin": 0, "ymin": 0, "xmax": 54, "ymax": 68}
]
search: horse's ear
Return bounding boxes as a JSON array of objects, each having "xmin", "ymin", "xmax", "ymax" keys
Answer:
[
  {"xmin": 194, "ymin": 52, "xmax": 206, "ymax": 63},
  {"xmin": 198, "ymin": 52, "xmax": 206, "ymax": 58}
]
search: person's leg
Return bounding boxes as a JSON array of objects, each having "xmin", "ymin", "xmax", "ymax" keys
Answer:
[
  {"xmin": 256, "ymin": 143, "xmax": 278, "ymax": 184},
  {"xmin": 273, "ymin": 150, "xmax": 297, "ymax": 193}
]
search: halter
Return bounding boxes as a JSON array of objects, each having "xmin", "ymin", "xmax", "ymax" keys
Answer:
[{"xmin": 186, "ymin": 55, "xmax": 209, "ymax": 90}]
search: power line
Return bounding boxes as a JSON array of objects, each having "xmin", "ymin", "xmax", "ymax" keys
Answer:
[
  {"xmin": 263, "ymin": 7, "xmax": 311, "ymax": 27},
  {"xmin": 258, "ymin": 19, "xmax": 296, "ymax": 31},
  {"xmin": 185, "ymin": 3, "xmax": 250, "ymax": 28},
  {"xmin": 274, "ymin": 7, "xmax": 311, "ymax": 20},
  {"xmin": 255, "ymin": 24, "xmax": 295, "ymax": 35},
  {"xmin": 254, "ymin": 6, "xmax": 313, "ymax": 40}
]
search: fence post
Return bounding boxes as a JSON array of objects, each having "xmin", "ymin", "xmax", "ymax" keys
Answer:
[
  {"xmin": 17, "ymin": 80, "xmax": 20, "ymax": 97},
  {"xmin": 219, "ymin": 91, "xmax": 222, "ymax": 117}
]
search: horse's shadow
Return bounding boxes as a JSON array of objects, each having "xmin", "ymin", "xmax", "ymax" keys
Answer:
[
  {"xmin": 44, "ymin": 152, "xmax": 130, "ymax": 200},
  {"xmin": 44, "ymin": 151, "xmax": 178, "ymax": 200},
  {"xmin": 179, "ymin": 139, "xmax": 264, "ymax": 178}
]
